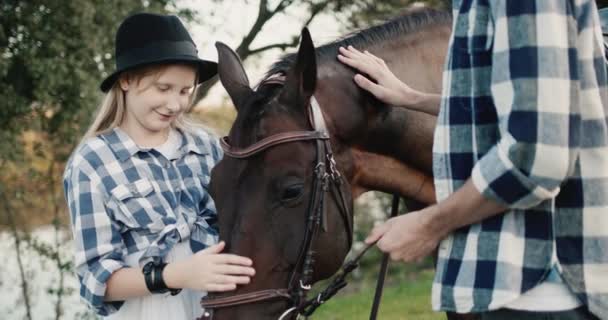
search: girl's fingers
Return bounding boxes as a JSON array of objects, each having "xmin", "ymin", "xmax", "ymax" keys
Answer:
[
  {"xmin": 218, "ymin": 265, "xmax": 256, "ymax": 276},
  {"xmin": 339, "ymin": 47, "xmax": 387, "ymax": 80},
  {"xmin": 338, "ymin": 46, "xmax": 357, "ymax": 57},
  {"xmin": 213, "ymin": 275, "xmax": 251, "ymax": 285},
  {"xmin": 363, "ymin": 51, "xmax": 380, "ymax": 68},
  {"xmin": 353, "ymin": 74, "xmax": 384, "ymax": 98},
  {"xmin": 346, "ymin": 45, "xmax": 364, "ymax": 55},
  {"xmin": 215, "ymin": 254, "xmax": 253, "ymax": 266},
  {"xmin": 200, "ymin": 241, "xmax": 225, "ymax": 254},
  {"xmin": 339, "ymin": 46, "xmax": 374, "ymax": 65},
  {"xmin": 206, "ymin": 283, "xmax": 237, "ymax": 292},
  {"xmin": 339, "ymin": 45, "xmax": 361, "ymax": 57},
  {"xmin": 339, "ymin": 55, "xmax": 383, "ymax": 82},
  {"xmin": 337, "ymin": 54, "xmax": 370, "ymax": 73},
  {"xmin": 364, "ymin": 50, "xmax": 385, "ymax": 65},
  {"xmin": 338, "ymin": 47, "xmax": 360, "ymax": 61}
]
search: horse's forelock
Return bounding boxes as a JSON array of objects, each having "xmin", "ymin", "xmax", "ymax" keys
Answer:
[{"xmin": 231, "ymin": 84, "xmax": 293, "ymax": 146}]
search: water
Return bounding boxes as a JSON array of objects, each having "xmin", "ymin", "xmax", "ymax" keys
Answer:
[{"xmin": 0, "ymin": 226, "xmax": 97, "ymax": 320}]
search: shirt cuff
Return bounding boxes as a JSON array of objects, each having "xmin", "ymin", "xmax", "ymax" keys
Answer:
[
  {"xmin": 79, "ymin": 259, "xmax": 126, "ymax": 316},
  {"xmin": 471, "ymin": 144, "xmax": 560, "ymax": 209}
]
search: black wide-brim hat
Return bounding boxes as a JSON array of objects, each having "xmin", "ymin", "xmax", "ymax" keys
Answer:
[{"xmin": 100, "ymin": 13, "xmax": 217, "ymax": 92}]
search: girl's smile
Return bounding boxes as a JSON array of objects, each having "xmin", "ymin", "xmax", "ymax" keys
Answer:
[{"xmin": 119, "ymin": 64, "xmax": 196, "ymax": 147}]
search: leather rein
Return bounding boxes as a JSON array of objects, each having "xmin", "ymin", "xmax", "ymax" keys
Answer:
[{"xmin": 200, "ymin": 77, "xmax": 358, "ymax": 319}]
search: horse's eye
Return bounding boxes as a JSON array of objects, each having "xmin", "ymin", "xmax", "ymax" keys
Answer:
[{"xmin": 281, "ymin": 184, "xmax": 304, "ymax": 202}]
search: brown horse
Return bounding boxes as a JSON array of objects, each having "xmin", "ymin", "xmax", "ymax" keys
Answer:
[{"xmin": 204, "ymin": 8, "xmax": 463, "ymax": 320}]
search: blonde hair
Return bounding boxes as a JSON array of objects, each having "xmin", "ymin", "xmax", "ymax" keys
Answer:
[{"xmin": 79, "ymin": 63, "xmax": 206, "ymax": 146}]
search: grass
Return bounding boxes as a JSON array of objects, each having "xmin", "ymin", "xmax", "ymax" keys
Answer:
[{"xmin": 313, "ymin": 269, "xmax": 445, "ymax": 320}]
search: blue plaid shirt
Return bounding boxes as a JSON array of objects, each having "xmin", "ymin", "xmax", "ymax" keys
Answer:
[
  {"xmin": 433, "ymin": 0, "xmax": 608, "ymax": 317},
  {"xmin": 63, "ymin": 127, "xmax": 222, "ymax": 316}
]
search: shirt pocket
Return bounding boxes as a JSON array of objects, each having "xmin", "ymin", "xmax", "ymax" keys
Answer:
[{"xmin": 109, "ymin": 179, "xmax": 165, "ymax": 232}]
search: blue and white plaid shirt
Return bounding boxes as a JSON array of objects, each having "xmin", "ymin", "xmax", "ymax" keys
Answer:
[
  {"xmin": 432, "ymin": 0, "xmax": 608, "ymax": 317},
  {"xmin": 63, "ymin": 127, "xmax": 222, "ymax": 315}
]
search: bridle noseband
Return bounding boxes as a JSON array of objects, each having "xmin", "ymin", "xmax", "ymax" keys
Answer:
[{"xmin": 200, "ymin": 78, "xmax": 354, "ymax": 319}]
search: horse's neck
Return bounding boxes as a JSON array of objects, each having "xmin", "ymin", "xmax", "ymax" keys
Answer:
[
  {"xmin": 366, "ymin": 105, "xmax": 436, "ymax": 173},
  {"xmin": 347, "ymin": 99, "xmax": 438, "ymax": 203},
  {"xmin": 317, "ymin": 26, "xmax": 449, "ymax": 203},
  {"xmin": 360, "ymin": 26, "xmax": 449, "ymax": 173}
]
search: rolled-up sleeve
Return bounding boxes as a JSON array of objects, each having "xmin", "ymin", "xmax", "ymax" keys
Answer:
[
  {"xmin": 64, "ymin": 163, "xmax": 126, "ymax": 316},
  {"xmin": 471, "ymin": 1, "xmax": 580, "ymax": 208}
]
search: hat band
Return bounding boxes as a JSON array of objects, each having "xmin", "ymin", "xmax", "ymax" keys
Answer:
[{"xmin": 116, "ymin": 40, "xmax": 199, "ymax": 69}]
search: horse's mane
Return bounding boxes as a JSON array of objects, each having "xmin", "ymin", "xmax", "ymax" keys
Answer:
[{"xmin": 264, "ymin": 7, "xmax": 452, "ymax": 79}]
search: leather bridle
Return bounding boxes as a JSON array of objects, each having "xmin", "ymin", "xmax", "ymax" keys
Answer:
[{"xmin": 199, "ymin": 79, "xmax": 354, "ymax": 319}]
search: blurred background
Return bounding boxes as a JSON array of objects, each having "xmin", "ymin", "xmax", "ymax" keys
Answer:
[{"xmin": 1, "ymin": 1, "xmax": 606, "ymax": 319}]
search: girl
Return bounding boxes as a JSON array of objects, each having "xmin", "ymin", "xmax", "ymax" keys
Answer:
[{"xmin": 63, "ymin": 13, "xmax": 254, "ymax": 319}]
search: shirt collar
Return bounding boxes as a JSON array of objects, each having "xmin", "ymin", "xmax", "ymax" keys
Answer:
[
  {"xmin": 179, "ymin": 128, "xmax": 209, "ymax": 156},
  {"xmin": 101, "ymin": 127, "xmax": 141, "ymax": 162},
  {"xmin": 101, "ymin": 127, "xmax": 208, "ymax": 162}
]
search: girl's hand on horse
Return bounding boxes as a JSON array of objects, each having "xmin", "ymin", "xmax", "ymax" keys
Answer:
[
  {"xmin": 163, "ymin": 241, "xmax": 256, "ymax": 292},
  {"xmin": 337, "ymin": 46, "xmax": 422, "ymax": 107}
]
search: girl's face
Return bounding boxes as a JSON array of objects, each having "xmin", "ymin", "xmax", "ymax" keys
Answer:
[{"xmin": 120, "ymin": 64, "xmax": 196, "ymax": 139}]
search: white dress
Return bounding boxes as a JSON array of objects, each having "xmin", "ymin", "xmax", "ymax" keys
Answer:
[
  {"xmin": 106, "ymin": 241, "xmax": 207, "ymax": 320},
  {"xmin": 106, "ymin": 130, "xmax": 208, "ymax": 319}
]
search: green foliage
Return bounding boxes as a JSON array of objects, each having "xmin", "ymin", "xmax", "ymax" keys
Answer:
[
  {"xmin": 0, "ymin": 2, "xmax": 192, "ymax": 319},
  {"xmin": 315, "ymin": 270, "xmax": 442, "ymax": 320},
  {"xmin": 0, "ymin": 0, "xmax": 187, "ymax": 161}
]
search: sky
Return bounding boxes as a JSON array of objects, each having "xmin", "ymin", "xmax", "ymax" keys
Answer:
[{"xmin": 179, "ymin": 0, "xmax": 345, "ymax": 106}]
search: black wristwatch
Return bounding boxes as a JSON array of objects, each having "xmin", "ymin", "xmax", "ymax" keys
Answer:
[{"xmin": 142, "ymin": 261, "xmax": 182, "ymax": 296}]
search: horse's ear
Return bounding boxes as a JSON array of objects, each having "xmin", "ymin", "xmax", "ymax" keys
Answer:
[
  {"xmin": 215, "ymin": 42, "xmax": 253, "ymax": 112},
  {"xmin": 280, "ymin": 28, "xmax": 317, "ymax": 110}
]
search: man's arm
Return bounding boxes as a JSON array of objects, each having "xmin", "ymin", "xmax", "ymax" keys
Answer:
[
  {"xmin": 367, "ymin": 1, "xmax": 580, "ymax": 261},
  {"xmin": 365, "ymin": 179, "xmax": 506, "ymax": 261}
]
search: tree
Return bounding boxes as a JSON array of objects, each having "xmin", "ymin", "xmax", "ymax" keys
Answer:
[
  {"xmin": 193, "ymin": 0, "xmax": 447, "ymax": 104},
  {"xmin": 0, "ymin": 2, "xmax": 189, "ymax": 319},
  {"xmin": 0, "ymin": 1, "xmax": 196, "ymax": 157}
]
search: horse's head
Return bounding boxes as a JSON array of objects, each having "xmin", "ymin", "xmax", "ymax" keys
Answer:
[{"xmin": 205, "ymin": 29, "xmax": 353, "ymax": 320}]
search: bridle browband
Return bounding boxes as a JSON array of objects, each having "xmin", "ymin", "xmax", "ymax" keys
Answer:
[
  {"xmin": 220, "ymin": 131, "xmax": 328, "ymax": 159},
  {"xmin": 200, "ymin": 76, "xmax": 357, "ymax": 319}
]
